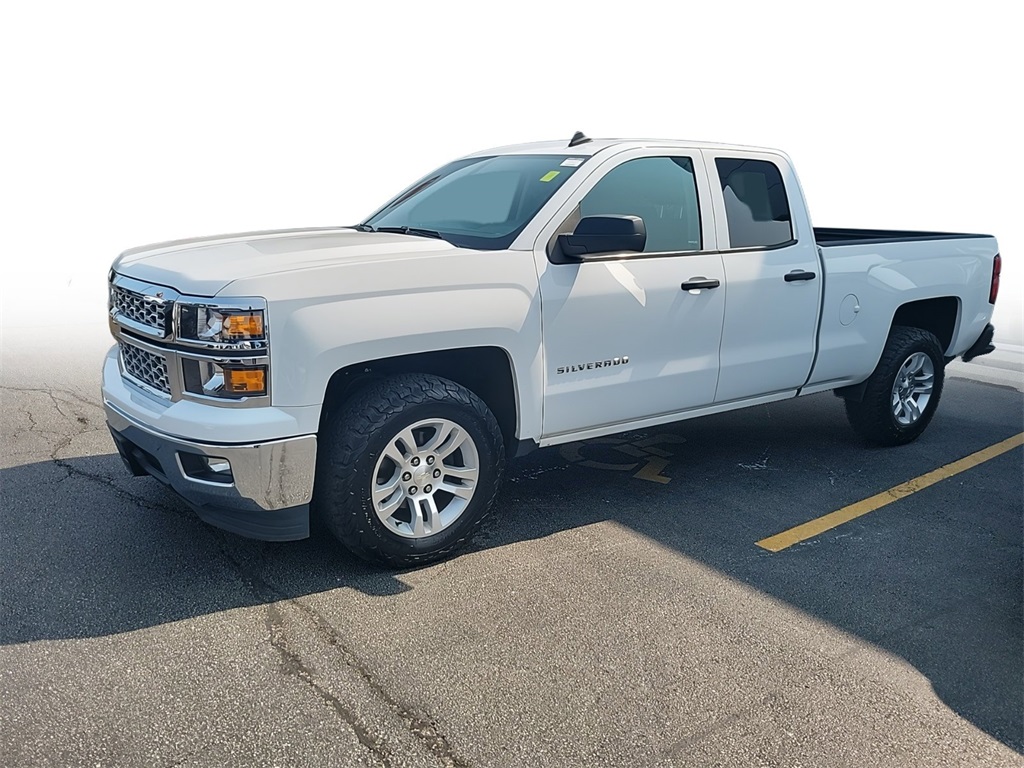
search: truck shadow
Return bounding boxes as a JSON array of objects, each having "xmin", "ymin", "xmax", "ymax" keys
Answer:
[
  {"xmin": 1, "ymin": 385, "xmax": 1020, "ymax": 753},
  {"xmin": 0, "ymin": 452, "xmax": 413, "ymax": 647}
]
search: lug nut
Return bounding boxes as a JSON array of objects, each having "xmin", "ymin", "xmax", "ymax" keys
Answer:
[
  {"xmin": 424, "ymin": 484, "xmax": 432, "ymax": 493},
  {"xmin": 426, "ymin": 456, "xmax": 435, "ymax": 465},
  {"xmin": 408, "ymin": 486, "xmax": 418, "ymax": 495},
  {"xmin": 433, "ymin": 468, "xmax": 441, "ymax": 478},
  {"xmin": 411, "ymin": 457, "xmax": 420, "ymax": 467},
  {"xmin": 402, "ymin": 472, "xmax": 412, "ymax": 481}
]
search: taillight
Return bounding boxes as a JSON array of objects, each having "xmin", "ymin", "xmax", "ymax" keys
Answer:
[{"xmin": 989, "ymin": 253, "xmax": 1001, "ymax": 304}]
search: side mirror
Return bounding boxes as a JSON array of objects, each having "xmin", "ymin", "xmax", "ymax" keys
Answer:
[{"xmin": 557, "ymin": 215, "xmax": 646, "ymax": 259}]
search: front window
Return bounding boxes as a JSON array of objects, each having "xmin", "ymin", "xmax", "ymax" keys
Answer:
[
  {"xmin": 579, "ymin": 156, "xmax": 701, "ymax": 252},
  {"xmin": 364, "ymin": 154, "xmax": 586, "ymax": 250}
]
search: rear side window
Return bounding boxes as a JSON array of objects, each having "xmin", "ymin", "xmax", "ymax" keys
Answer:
[
  {"xmin": 715, "ymin": 158, "xmax": 792, "ymax": 248},
  {"xmin": 580, "ymin": 157, "xmax": 701, "ymax": 252}
]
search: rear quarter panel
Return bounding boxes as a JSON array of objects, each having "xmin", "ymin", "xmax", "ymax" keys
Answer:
[{"xmin": 808, "ymin": 236, "xmax": 998, "ymax": 388}]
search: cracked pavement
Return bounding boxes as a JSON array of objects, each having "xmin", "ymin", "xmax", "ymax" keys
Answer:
[{"xmin": 1, "ymin": 339, "xmax": 1022, "ymax": 766}]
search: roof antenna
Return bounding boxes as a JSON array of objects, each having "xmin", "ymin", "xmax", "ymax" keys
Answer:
[{"xmin": 568, "ymin": 131, "xmax": 592, "ymax": 148}]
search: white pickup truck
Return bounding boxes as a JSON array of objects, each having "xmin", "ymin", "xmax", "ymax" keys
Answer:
[{"xmin": 103, "ymin": 134, "xmax": 1001, "ymax": 565}]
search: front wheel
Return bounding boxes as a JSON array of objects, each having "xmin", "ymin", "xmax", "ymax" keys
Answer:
[
  {"xmin": 314, "ymin": 374, "xmax": 505, "ymax": 566},
  {"xmin": 844, "ymin": 325, "xmax": 946, "ymax": 446}
]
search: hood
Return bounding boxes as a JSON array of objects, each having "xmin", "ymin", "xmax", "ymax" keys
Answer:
[{"xmin": 112, "ymin": 227, "xmax": 456, "ymax": 296}]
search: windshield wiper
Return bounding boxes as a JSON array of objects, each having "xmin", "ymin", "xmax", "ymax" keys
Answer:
[
  {"xmin": 349, "ymin": 223, "xmax": 375, "ymax": 232},
  {"xmin": 375, "ymin": 226, "xmax": 444, "ymax": 240}
]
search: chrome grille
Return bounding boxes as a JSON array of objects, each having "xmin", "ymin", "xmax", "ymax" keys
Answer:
[
  {"xmin": 120, "ymin": 342, "xmax": 171, "ymax": 394},
  {"xmin": 112, "ymin": 285, "xmax": 171, "ymax": 334}
]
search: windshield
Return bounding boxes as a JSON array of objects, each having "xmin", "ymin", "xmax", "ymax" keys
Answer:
[{"xmin": 363, "ymin": 154, "xmax": 587, "ymax": 250}]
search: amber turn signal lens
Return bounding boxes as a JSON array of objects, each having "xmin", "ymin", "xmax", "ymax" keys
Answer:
[
  {"xmin": 224, "ymin": 367, "xmax": 267, "ymax": 394},
  {"xmin": 224, "ymin": 313, "xmax": 264, "ymax": 338}
]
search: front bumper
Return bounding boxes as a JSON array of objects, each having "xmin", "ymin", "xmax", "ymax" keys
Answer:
[{"xmin": 105, "ymin": 402, "xmax": 316, "ymax": 541}]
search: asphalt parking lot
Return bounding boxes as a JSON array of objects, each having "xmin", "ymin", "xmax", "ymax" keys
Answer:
[{"xmin": 1, "ymin": 348, "xmax": 1021, "ymax": 767}]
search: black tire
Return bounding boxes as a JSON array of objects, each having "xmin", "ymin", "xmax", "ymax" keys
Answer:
[
  {"xmin": 314, "ymin": 374, "xmax": 505, "ymax": 567},
  {"xmin": 844, "ymin": 325, "xmax": 946, "ymax": 446}
]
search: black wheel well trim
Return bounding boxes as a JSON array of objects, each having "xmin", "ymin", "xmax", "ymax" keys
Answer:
[
  {"xmin": 887, "ymin": 296, "xmax": 961, "ymax": 355},
  {"xmin": 319, "ymin": 346, "xmax": 521, "ymax": 451}
]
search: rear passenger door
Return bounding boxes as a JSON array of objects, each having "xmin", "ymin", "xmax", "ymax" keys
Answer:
[{"xmin": 703, "ymin": 151, "xmax": 822, "ymax": 402}]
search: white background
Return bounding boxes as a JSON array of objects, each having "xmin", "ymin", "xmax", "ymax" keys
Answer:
[{"xmin": 2, "ymin": 0, "xmax": 1019, "ymax": 364}]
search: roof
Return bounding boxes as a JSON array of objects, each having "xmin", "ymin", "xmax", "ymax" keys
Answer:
[{"xmin": 462, "ymin": 135, "xmax": 782, "ymax": 159}]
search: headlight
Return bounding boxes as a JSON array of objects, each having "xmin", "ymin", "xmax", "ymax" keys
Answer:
[
  {"xmin": 182, "ymin": 359, "xmax": 268, "ymax": 399},
  {"xmin": 178, "ymin": 305, "xmax": 266, "ymax": 346},
  {"xmin": 175, "ymin": 298, "xmax": 270, "ymax": 401}
]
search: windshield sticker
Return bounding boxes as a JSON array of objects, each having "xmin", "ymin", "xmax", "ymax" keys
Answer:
[
  {"xmin": 539, "ymin": 170, "xmax": 561, "ymax": 182},
  {"xmin": 560, "ymin": 157, "xmax": 585, "ymax": 167}
]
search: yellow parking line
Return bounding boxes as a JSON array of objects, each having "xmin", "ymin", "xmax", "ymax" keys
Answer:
[{"xmin": 756, "ymin": 432, "xmax": 1024, "ymax": 553}]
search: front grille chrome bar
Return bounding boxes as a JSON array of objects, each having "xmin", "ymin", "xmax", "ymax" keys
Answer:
[{"xmin": 109, "ymin": 275, "xmax": 180, "ymax": 340}]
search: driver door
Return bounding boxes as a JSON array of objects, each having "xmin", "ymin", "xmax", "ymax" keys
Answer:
[{"xmin": 537, "ymin": 151, "xmax": 725, "ymax": 438}]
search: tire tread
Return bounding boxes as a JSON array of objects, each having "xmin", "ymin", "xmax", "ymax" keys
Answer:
[
  {"xmin": 314, "ymin": 374, "xmax": 505, "ymax": 566},
  {"xmin": 844, "ymin": 325, "xmax": 945, "ymax": 446}
]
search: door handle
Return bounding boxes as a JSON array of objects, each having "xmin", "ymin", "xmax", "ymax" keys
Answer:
[
  {"xmin": 784, "ymin": 270, "xmax": 816, "ymax": 282},
  {"xmin": 681, "ymin": 277, "xmax": 721, "ymax": 291}
]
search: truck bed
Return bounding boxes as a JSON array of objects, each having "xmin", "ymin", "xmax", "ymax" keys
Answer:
[{"xmin": 814, "ymin": 227, "xmax": 990, "ymax": 246}]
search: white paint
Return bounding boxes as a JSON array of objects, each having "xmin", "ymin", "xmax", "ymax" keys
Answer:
[{"xmin": 604, "ymin": 263, "xmax": 647, "ymax": 307}]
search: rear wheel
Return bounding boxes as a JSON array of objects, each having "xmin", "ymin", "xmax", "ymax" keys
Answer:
[
  {"xmin": 844, "ymin": 326, "xmax": 945, "ymax": 446},
  {"xmin": 315, "ymin": 374, "xmax": 505, "ymax": 566}
]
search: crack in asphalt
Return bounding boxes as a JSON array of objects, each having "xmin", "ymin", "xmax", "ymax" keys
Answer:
[
  {"xmin": 4, "ymin": 386, "xmax": 101, "ymax": 455},
  {"xmin": 3, "ymin": 385, "xmax": 185, "ymax": 517},
  {"xmin": 217, "ymin": 541, "xmax": 469, "ymax": 768},
  {"xmin": 265, "ymin": 601, "xmax": 396, "ymax": 768},
  {"xmin": 296, "ymin": 595, "xmax": 469, "ymax": 768},
  {"xmin": 52, "ymin": 457, "xmax": 188, "ymax": 517},
  {"xmin": 5, "ymin": 384, "xmax": 470, "ymax": 767},
  {"xmin": 1, "ymin": 385, "xmax": 106, "ymax": 411}
]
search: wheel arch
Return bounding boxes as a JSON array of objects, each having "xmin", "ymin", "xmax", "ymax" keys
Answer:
[
  {"xmin": 835, "ymin": 297, "xmax": 958, "ymax": 403},
  {"xmin": 319, "ymin": 346, "xmax": 520, "ymax": 452},
  {"xmin": 889, "ymin": 296, "xmax": 960, "ymax": 355}
]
